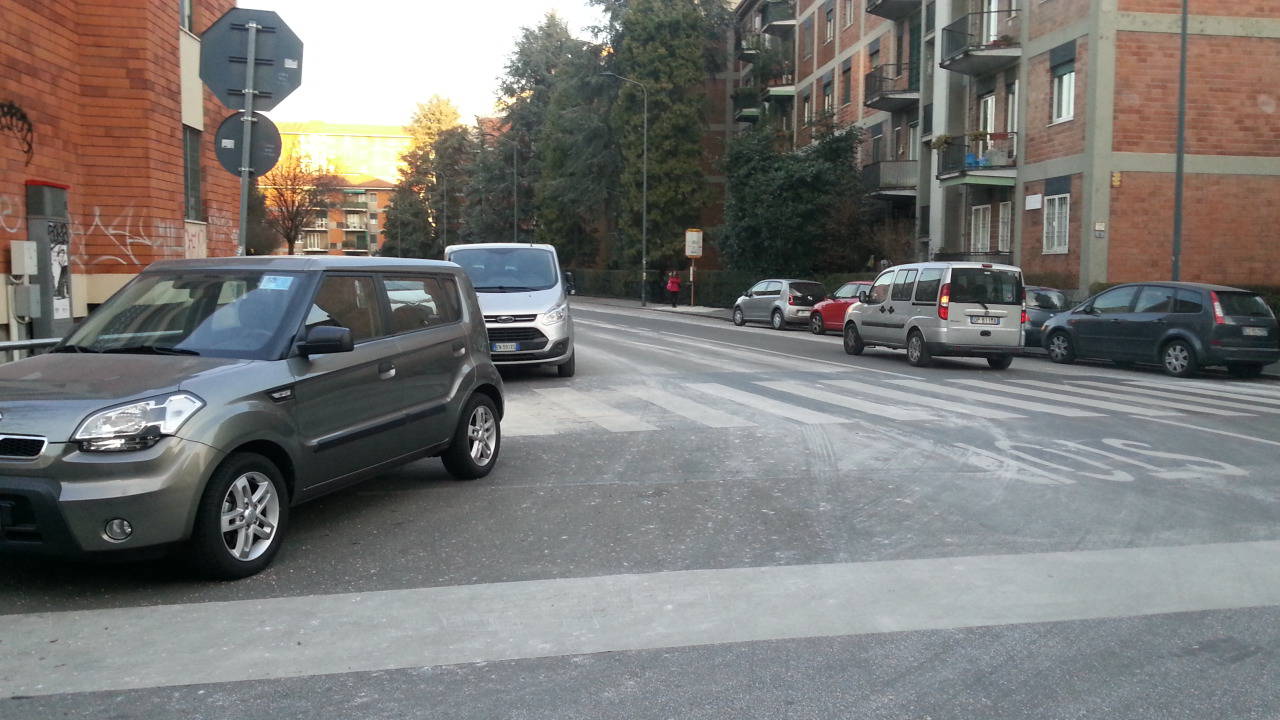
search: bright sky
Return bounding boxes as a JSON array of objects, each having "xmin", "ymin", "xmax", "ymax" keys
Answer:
[{"xmin": 244, "ymin": 0, "xmax": 605, "ymax": 128}]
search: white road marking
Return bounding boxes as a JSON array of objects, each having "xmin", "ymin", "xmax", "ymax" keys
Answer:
[
  {"xmin": 1134, "ymin": 416, "xmax": 1280, "ymax": 448},
  {"xmin": 533, "ymin": 388, "xmax": 657, "ymax": 433},
  {"xmin": 580, "ymin": 333, "xmax": 765, "ymax": 374},
  {"xmin": 654, "ymin": 331, "xmax": 924, "ymax": 379},
  {"xmin": 1129, "ymin": 377, "xmax": 1280, "ymax": 399},
  {"xmin": 757, "ymin": 381, "xmax": 937, "ymax": 421},
  {"xmin": 824, "ymin": 379, "xmax": 1023, "ymax": 420},
  {"xmin": 1006, "ymin": 379, "xmax": 1253, "ymax": 417},
  {"xmin": 8, "ymin": 541, "xmax": 1280, "ymax": 698},
  {"xmin": 1070, "ymin": 380, "xmax": 1280, "ymax": 413},
  {"xmin": 657, "ymin": 332, "xmax": 843, "ymax": 374},
  {"xmin": 947, "ymin": 378, "xmax": 1178, "ymax": 417},
  {"xmin": 1120, "ymin": 378, "xmax": 1280, "ymax": 406},
  {"xmin": 500, "ymin": 391, "xmax": 586, "ymax": 437},
  {"xmin": 688, "ymin": 383, "xmax": 847, "ymax": 425},
  {"xmin": 885, "ymin": 378, "xmax": 1105, "ymax": 418},
  {"xmin": 619, "ymin": 386, "xmax": 756, "ymax": 428}
]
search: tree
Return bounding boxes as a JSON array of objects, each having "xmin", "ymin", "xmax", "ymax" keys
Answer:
[
  {"xmin": 386, "ymin": 96, "xmax": 468, "ymax": 258},
  {"xmin": 244, "ymin": 179, "xmax": 279, "ymax": 255},
  {"xmin": 259, "ymin": 151, "xmax": 342, "ymax": 255},
  {"xmin": 407, "ymin": 95, "xmax": 461, "ymax": 152}
]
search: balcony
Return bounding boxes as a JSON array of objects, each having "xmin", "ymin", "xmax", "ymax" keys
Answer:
[
  {"xmin": 864, "ymin": 64, "xmax": 919, "ymax": 112},
  {"xmin": 761, "ymin": 1, "xmax": 796, "ymax": 35},
  {"xmin": 863, "ymin": 160, "xmax": 919, "ymax": 198},
  {"xmin": 341, "ymin": 200, "xmax": 369, "ymax": 211},
  {"xmin": 736, "ymin": 32, "xmax": 762, "ymax": 63},
  {"xmin": 866, "ymin": 0, "xmax": 918, "ymax": 21},
  {"xmin": 337, "ymin": 221, "xmax": 368, "ymax": 231},
  {"xmin": 937, "ymin": 131, "xmax": 1018, "ymax": 186},
  {"xmin": 733, "ymin": 87, "xmax": 762, "ymax": 122},
  {"xmin": 940, "ymin": 10, "xmax": 1021, "ymax": 76},
  {"xmin": 932, "ymin": 251, "xmax": 1013, "ymax": 264}
]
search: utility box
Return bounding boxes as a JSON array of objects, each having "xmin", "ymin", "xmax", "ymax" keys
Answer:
[
  {"xmin": 13, "ymin": 284, "xmax": 42, "ymax": 319},
  {"xmin": 25, "ymin": 181, "xmax": 74, "ymax": 338},
  {"xmin": 9, "ymin": 240, "xmax": 39, "ymax": 277}
]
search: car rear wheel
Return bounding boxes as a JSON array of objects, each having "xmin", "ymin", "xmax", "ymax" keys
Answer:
[
  {"xmin": 732, "ymin": 307, "xmax": 745, "ymax": 326},
  {"xmin": 809, "ymin": 313, "xmax": 825, "ymax": 335},
  {"xmin": 190, "ymin": 452, "xmax": 289, "ymax": 580},
  {"xmin": 1047, "ymin": 332, "xmax": 1076, "ymax": 364},
  {"xmin": 1227, "ymin": 363, "xmax": 1264, "ymax": 379},
  {"xmin": 556, "ymin": 351, "xmax": 576, "ymax": 378},
  {"xmin": 843, "ymin": 324, "xmax": 865, "ymax": 355},
  {"xmin": 906, "ymin": 331, "xmax": 932, "ymax": 367},
  {"xmin": 987, "ymin": 354, "xmax": 1014, "ymax": 370},
  {"xmin": 1161, "ymin": 340, "xmax": 1198, "ymax": 378},
  {"xmin": 771, "ymin": 309, "xmax": 785, "ymax": 331},
  {"xmin": 442, "ymin": 393, "xmax": 501, "ymax": 480}
]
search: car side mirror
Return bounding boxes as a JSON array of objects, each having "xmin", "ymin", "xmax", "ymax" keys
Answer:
[
  {"xmin": 297, "ymin": 326, "xmax": 354, "ymax": 356},
  {"xmin": 858, "ymin": 291, "xmax": 869, "ymax": 303},
  {"xmin": 744, "ymin": 289, "xmax": 754, "ymax": 298},
  {"xmin": 562, "ymin": 272, "xmax": 576, "ymax": 295}
]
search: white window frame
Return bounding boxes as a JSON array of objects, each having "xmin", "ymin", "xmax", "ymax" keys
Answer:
[
  {"xmin": 997, "ymin": 201, "xmax": 1012, "ymax": 252},
  {"xmin": 304, "ymin": 231, "xmax": 327, "ymax": 251},
  {"xmin": 984, "ymin": 0, "xmax": 1001, "ymax": 44},
  {"xmin": 1005, "ymin": 80, "xmax": 1018, "ymax": 132},
  {"xmin": 978, "ymin": 93, "xmax": 996, "ymax": 156},
  {"xmin": 970, "ymin": 205, "xmax": 992, "ymax": 252},
  {"xmin": 823, "ymin": 82, "xmax": 834, "ymax": 114},
  {"xmin": 907, "ymin": 122, "xmax": 919, "ymax": 161},
  {"xmin": 843, "ymin": 0, "xmax": 854, "ymax": 27},
  {"xmin": 1042, "ymin": 194, "xmax": 1070, "ymax": 254},
  {"xmin": 1052, "ymin": 69, "xmax": 1075, "ymax": 123},
  {"xmin": 366, "ymin": 191, "xmax": 378, "ymax": 205},
  {"xmin": 825, "ymin": 9, "xmax": 834, "ymax": 43},
  {"xmin": 803, "ymin": 95, "xmax": 813, "ymax": 125}
]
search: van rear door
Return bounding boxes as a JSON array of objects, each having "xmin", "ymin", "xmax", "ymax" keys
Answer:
[{"xmin": 946, "ymin": 267, "xmax": 1023, "ymax": 348}]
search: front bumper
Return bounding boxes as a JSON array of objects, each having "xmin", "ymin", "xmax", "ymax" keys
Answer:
[
  {"xmin": 0, "ymin": 437, "xmax": 223, "ymax": 557},
  {"xmin": 487, "ymin": 319, "xmax": 574, "ymax": 366}
]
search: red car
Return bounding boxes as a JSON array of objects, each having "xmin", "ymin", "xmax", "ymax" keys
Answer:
[{"xmin": 809, "ymin": 281, "xmax": 873, "ymax": 335}]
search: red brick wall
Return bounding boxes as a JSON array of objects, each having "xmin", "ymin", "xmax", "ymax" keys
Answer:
[
  {"xmin": 1020, "ymin": 174, "xmax": 1084, "ymax": 287},
  {"xmin": 1108, "ymin": 173, "xmax": 1280, "ymax": 286},
  {"xmin": 1028, "ymin": 0, "xmax": 1089, "ymax": 40},
  {"xmin": 1113, "ymin": 33, "xmax": 1280, "ymax": 156},
  {"xmin": 1025, "ymin": 37, "xmax": 1087, "ymax": 164},
  {"xmin": 1118, "ymin": 0, "xmax": 1279, "ymax": 18},
  {"xmin": 816, "ymin": 3, "xmax": 837, "ymax": 68}
]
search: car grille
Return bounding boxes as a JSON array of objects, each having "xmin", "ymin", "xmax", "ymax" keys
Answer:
[
  {"xmin": 487, "ymin": 327, "xmax": 547, "ymax": 343},
  {"xmin": 484, "ymin": 314, "xmax": 538, "ymax": 323},
  {"xmin": 0, "ymin": 436, "xmax": 46, "ymax": 458}
]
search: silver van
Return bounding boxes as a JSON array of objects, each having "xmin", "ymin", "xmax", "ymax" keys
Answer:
[
  {"xmin": 843, "ymin": 262, "xmax": 1025, "ymax": 369},
  {"xmin": 0, "ymin": 257, "xmax": 503, "ymax": 579},
  {"xmin": 445, "ymin": 243, "xmax": 575, "ymax": 377}
]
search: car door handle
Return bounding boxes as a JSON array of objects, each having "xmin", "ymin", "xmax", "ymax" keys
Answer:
[
  {"xmin": 452, "ymin": 341, "xmax": 467, "ymax": 357},
  {"xmin": 378, "ymin": 361, "xmax": 396, "ymax": 380}
]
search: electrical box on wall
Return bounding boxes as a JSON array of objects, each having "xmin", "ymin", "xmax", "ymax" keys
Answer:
[
  {"xmin": 13, "ymin": 284, "xmax": 42, "ymax": 319},
  {"xmin": 10, "ymin": 241, "xmax": 39, "ymax": 277}
]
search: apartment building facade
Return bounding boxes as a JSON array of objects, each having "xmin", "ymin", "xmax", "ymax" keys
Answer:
[
  {"xmin": 296, "ymin": 178, "xmax": 394, "ymax": 256},
  {"xmin": 0, "ymin": 0, "xmax": 239, "ymax": 342},
  {"xmin": 730, "ymin": 0, "xmax": 1280, "ymax": 293}
]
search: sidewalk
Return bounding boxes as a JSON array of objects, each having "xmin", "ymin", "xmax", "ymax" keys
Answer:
[{"xmin": 573, "ymin": 295, "xmax": 732, "ymax": 321}]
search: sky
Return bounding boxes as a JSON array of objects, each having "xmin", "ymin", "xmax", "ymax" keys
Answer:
[{"xmin": 244, "ymin": 0, "xmax": 605, "ymax": 130}]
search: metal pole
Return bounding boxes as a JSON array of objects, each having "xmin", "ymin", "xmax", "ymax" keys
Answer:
[
  {"xmin": 512, "ymin": 138, "xmax": 518, "ymax": 243},
  {"xmin": 236, "ymin": 21, "xmax": 259, "ymax": 255},
  {"xmin": 640, "ymin": 83, "xmax": 648, "ymax": 308},
  {"xmin": 441, "ymin": 174, "xmax": 448, "ymax": 248},
  {"xmin": 1171, "ymin": 0, "xmax": 1188, "ymax": 280}
]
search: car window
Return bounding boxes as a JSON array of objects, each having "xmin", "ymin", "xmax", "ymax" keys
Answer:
[
  {"xmin": 1173, "ymin": 288, "xmax": 1204, "ymax": 314},
  {"xmin": 1217, "ymin": 292, "xmax": 1274, "ymax": 318},
  {"xmin": 833, "ymin": 283, "xmax": 856, "ymax": 300},
  {"xmin": 868, "ymin": 271, "xmax": 894, "ymax": 304},
  {"xmin": 1134, "ymin": 286, "xmax": 1173, "ymax": 314},
  {"xmin": 383, "ymin": 275, "xmax": 461, "ymax": 334},
  {"xmin": 789, "ymin": 281, "xmax": 825, "ymax": 302},
  {"xmin": 891, "ymin": 269, "xmax": 918, "ymax": 301},
  {"xmin": 1091, "ymin": 286, "xmax": 1138, "ymax": 315},
  {"xmin": 914, "ymin": 269, "xmax": 943, "ymax": 303},
  {"xmin": 306, "ymin": 275, "xmax": 383, "ymax": 343},
  {"xmin": 763, "ymin": 281, "xmax": 782, "ymax": 296},
  {"xmin": 749, "ymin": 281, "xmax": 768, "ymax": 296},
  {"xmin": 1028, "ymin": 288, "xmax": 1068, "ymax": 310},
  {"xmin": 949, "ymin": 268, "xmax": 1022, "ymax": 305}
]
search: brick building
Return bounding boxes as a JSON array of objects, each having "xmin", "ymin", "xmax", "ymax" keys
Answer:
[
  {"xmin": 0, "ymin": 0, "xmax": 240, "ymax": 341},
  {"xmin": 728, "ymin": 0, "xmax": 1280, "ymax": 294},
  {"xmin": 295, "ymin": 177, "xmax": 395, "ymax": 256}
]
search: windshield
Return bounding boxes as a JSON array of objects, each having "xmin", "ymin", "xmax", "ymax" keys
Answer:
[
  {"xmin": 449, "ymin": 247, "xmax": 558, "ymax": 292},
  {"xmin": 1028, "ymin": 288, "xmax": 1069, "ymax": 311},
  {"xmin": 60, "ymin": 271, "xmax": 304, "ymax": 360},
  {"xmin": 1218, "ymin": 292, "xmax": 1275, "ymax": 318},
  {"xmin": 950, "ymin": 268, "xmax": 1023, "ymax": 305}
]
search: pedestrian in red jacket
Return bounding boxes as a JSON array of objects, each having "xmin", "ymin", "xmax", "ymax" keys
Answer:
[{"xmin": 666, "ymin": 271, "xmax": 682, "ymax": 308}]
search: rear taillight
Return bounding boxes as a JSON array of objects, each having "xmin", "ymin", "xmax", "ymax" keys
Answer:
[
  {"xmin": 1210, "ymin": 291, "xmax": 1226, "ymax": 324},
  {"xmin": 938, "ymin": 282, "xmax": 950, "ymax": 321},
  {"xmin": 788, "ymin": 295, "xmax": 796, "ymax": 305},
  {"xmin": 1021, "ymin": 309, "xmax": 1029, "ymax": 325}
]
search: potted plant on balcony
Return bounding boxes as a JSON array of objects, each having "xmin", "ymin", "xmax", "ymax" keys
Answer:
[
  {"xmin": 929, "ymin": 134, "xmax": 953, "ymax": 151},
  {"xmin": 966, "ymin": 130, "xmax": 990, "ymax": 144},
  {"xmin": 988, "ymin": 34, "xmax": 1015, "ymax": 48}
]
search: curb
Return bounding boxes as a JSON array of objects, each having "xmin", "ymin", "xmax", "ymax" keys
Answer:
[{"xmin": 574, "ymin": 296, "xmax": 731, "ymax": 321}]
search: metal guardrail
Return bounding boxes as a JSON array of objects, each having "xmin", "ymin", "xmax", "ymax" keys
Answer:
[{"xmin": 0, "ymin": 338, "xmax": 59, "ymax": 351}]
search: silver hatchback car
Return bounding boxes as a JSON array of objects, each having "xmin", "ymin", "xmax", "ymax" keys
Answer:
[
  {"xmin": 733, "ymin": 279, "xmax": 827, "ymax": 330},
  {"xmin": 0, "ymin": 257, "xmax": 503, "ymax": 579}
]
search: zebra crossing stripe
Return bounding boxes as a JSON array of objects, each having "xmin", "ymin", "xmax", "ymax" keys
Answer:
[
  {"xmin": 824, "ymin": 379, "xmax": 1023, "ymax": 420},
  {"xmin": 1119, "ymin": 379, "xmax": 1280, "ymax": 406},
  {"xmin": 1130, "ymin": 377, "xmax": 1280, "ymax": 399},
  {"xmin": 619, "ymin": 386, "xmax": 756, "ymax": 428},
  {"xmin": 533, "ymin": 388, "xmax": 657, "ymax": 433},
  {"xmin": 1005, "ymin": 379, "xmax": 1253, "ymax": 417},
  {"xmin": 1071, "ymin": 380, "xmax": 1280, "ymax": 413},
  {"xmin": 688, "ymin": 383, "xmax": 846, "ymax": 425},
  {"xmin": 946, "ymin": 379, "xmax": 1177, "ymax": 418},
  {"xmin": 757, "ymin": 381, "xmax": 937, "ymax": 421},
  {"xmin": 885, "ymin": 379, "xmax": 1105, "ymax": 418}
]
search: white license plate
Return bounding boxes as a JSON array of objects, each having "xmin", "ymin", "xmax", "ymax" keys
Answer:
[
  {"xmin": 492, "ymin": 342, "xmax": 519, "ymax": 352},
  {"xmin": 1243, "ymin": 327, "xmax": 1268, "ymax": 337},
  {"xmin": 970, "ymin": 316, "xmax": 1000, "ymax": 325}
]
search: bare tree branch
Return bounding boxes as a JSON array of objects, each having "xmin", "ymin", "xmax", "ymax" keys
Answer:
[{"xmin": 260, "ymin": 151, "xmax": 344, "ymax": 255}]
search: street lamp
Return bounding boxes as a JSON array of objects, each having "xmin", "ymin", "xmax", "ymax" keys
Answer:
[
  {"xmin": 602, "ymin": 71, "xmax": 649, "ymax": 307},
  {"xmin": 1171, "ymin": 0, "xmax": 1189, "ymax": 280}
]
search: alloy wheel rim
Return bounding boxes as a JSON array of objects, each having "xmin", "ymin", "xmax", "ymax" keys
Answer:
[
  {"xmin": 1050, "ymin": 336, "xmax": 1068, "ymax": 360},
  {"xmin": 772, "ymin": 312, "xmax": 782, "ymax": 329},
  {"xmin": 908, "ymin": 336, "xmax": 920, "ymax": 362},
  {"xmin": 220, "ymin": 471, "xmax": 280, "ymax": 562},
  {"xmin": 734, "ymin": 309, "xmax": 742, "ymax": 323},
  {"xmin": 1166, "ymin": 345, "xmax": 1188, "ymax": 373},
  {"xmin": 811, "ymin": 316, "xmax": 821, "ymax": 333},
  {"xmin": 467, "ymin": 405, "xmax": 497, "ymax": 466}
]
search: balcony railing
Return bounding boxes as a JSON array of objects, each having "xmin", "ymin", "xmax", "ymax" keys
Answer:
[
  {"xmin": 864, "ymin": 64, "xmax": 919, "ymax": 111},
  {"xmin": 938, "ymin": 131, "xmax": 1018, "ymax": 178},
  {"xmin": 866, "ymin": 0, "xmax": 918, "ymax": 21},
  {"xmin": 761, "ymin": 1, "xmax": 796, "ymax": 33},
  {"xmin": 737, "ymin": 32, "xmax": 762, "ymax": 62},
  {"xmin": 341, "ymin": 200, "xmax": 369, "ymax": 211},
  {"xmin": 733, "ymin": 87, "xmax": 762, "ymax": 121},
  {"xmin": 863, "ymin": 160, "xmax": 919, "ymax": 194},
  {"xmin": 941, "ymin": 10, "xmax": 1021, "ymax": 75},
  {"xmin": 337, "ymin": 221, "xmax": 368, "ymax": 231},
  {"xmin": 933, "ymin": 251, "xmax": 1013, "ymax": 264}
]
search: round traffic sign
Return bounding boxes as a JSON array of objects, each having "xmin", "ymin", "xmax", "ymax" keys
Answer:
[{"xmin": 213, "ymin": 112, "xmax": 282, "ymax": 177}]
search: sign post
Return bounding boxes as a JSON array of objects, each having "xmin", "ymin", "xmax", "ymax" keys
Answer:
[{"xmin": 685, "ymin": 228, "xmax": 703, "ymax": 307}]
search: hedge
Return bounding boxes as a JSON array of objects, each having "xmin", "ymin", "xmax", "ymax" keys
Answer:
[{"xmin": 567, "ymin": 269, "xmax": 876, "ymax": 309}]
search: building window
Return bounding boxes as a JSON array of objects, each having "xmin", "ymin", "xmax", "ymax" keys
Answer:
[
  {"xmin": 1043, "ymin": 194, "xmax": 1070, "ymax": 254},
  {"xmin": 180, "ymin": 0, "xmax": 195, "ymax": 32},
  {"xmin": 366, "ymin": 191, "xmax": 378, "ymax": 205},
  {"xmin": 840, "ymin": 67, "xmax": 852, "ymax": 106},
  {"xmin": 1052, "ymin": 62, "xmax": 1075, "ymax": 122},
  {"xmin": 997, "ymin": 201, "xmax": 1012, "ymax": 252},
  {"xmin": 908, "ymin": 122, "xmax": 919, "ymax": 161},
  {"xmin": 893, "ymin": 126, "xmax": 904, "ymax": 158},
  {"xmin": 871, "ymin": 133, "xmax": 884, "ymax": 161},
  {"xmin": 309, "ymin": 212, "xmax": 328, "ymax": 230},
  {"xmin": 304, "ymin": 231, "xmax": 327, "ymax": 251},
  {"xmin": 970, "ymin": 205, "xmax": 992, "ymax": 252},
  {"xmin": 1006, "ymin": 80, "xmax": 1018, "ymax": 132},
  {"xmin": 825, "ymin": 9, "xmax": 835, "ymax": 43},
  {"xmin": 802, "ymin": 94, "xmax": 813, "ymax": 125},
  {"xmin": 843, "ymin": 0, "xmax": 853, "ymax": 27},
  {"xmin": 182, "ymin": 126, "xmax": 202, "ymax": 221},
  {"xmin": 823, "ymin": 81, "xmax": 834, "ymax": 114}
]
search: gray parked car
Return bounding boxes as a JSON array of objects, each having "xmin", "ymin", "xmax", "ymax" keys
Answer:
[
  {"xmin": 0, "ymin": 256, "xmax": 504, "ymax": 579},
  {"xmin": 733, "ymin": 279, "xmax": 827, "ymax": 330}
]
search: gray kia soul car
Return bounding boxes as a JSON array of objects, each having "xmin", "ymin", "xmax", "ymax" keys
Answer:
[{"xmin": 0, "ymin": 257, "xmax": 503, "ymax": 579}]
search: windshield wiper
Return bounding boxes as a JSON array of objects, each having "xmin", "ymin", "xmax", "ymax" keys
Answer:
[
  {"xmin": 51, "ymin": 344, "xmax": 100, "ymax": 353},
  {"xmin": 474, "ymin": 285, "xmax": 538, "ymax": 293},
  {"xmin": 103, "ymin": 345, "xmax": 201, "ymax": 356}
]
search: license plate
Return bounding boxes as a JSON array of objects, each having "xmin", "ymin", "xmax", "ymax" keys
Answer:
[
  {"xmin": 1243, "ymin": 327, "xmax": 1267, "ymax": 337},
  {"xmin": 492, "ymin": 342, "xmax": 519, "ymax": 352},
  {"xmin": 970, "ymin": 316, "xmax": 1000, "ymax": 325}
]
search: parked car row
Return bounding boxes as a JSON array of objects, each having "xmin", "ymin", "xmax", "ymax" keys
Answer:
[{"xmin": 732, "ymin": 265, "xmax": 1278, "ymax": 378}]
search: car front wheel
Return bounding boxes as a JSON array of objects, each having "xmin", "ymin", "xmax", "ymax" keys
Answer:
[
  {"xmin": 190, "ymin": 452, "xmax": 289, "ymax": 580},
  {"xmin": 732, "ymin": 307, "xmax": 746, "ymax": 326},
  {"xmin": 1047, "ymin": 332, "xmax": 1076, "ymax": 364},
  {"xmin": 1161, "ymin": 340, "xmax": 1198, "ymax": 378},
  {"xmin": 843, "ymin": 324, "xmax": 865, "ymax": 355},
  {"xmin": 810, "ymin": 313, "xmax": 825, "ymax": 335},
  {"xmin": 442, "ymin": 393, "xmax": 502, "ymax": 480},
  {"xmin": 987, "ymin": 354, "xmax": 1014, "ymax": 370}
]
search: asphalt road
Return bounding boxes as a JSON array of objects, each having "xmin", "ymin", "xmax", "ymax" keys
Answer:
[{"xmin": 3, "ymin": 299, "xmax": 1280, "ymax": 719}]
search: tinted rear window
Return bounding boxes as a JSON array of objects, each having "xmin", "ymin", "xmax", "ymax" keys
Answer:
[
  {"xmin": 949, "ymin": 268, "xmax": 1022, "ymax": 305},
  {"xmin": 1027, "ymin": 288, "xmax": 1068, "ymax": 311},
  {"xmin": 1174, "ymin": 289, "xmax": 1203, "ymax": 314},
  {"xmin": 1218, "ymin": 292, "xmax": 1274, "ymax": 318},
  {"xmin": 789, "ymin": 282, "xmax": 825, "ymax": 301}
]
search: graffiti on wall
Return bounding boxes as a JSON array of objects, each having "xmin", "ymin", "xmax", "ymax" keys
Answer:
[{"xmin": 1, "ymin": 101, "xmax": 34, "ymax": 165}]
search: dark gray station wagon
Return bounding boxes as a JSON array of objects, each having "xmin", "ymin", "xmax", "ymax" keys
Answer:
[{"xmin": 0, "ymin": 257, "xmax": 504, "ymax": 578}]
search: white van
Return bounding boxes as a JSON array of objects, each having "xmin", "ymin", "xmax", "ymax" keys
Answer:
[
  {"xmin": 842, "ymin": 261, "xmax": 1025, "ymax": 369},
  {"xmin": 444, "ymin": 243, "xmax": 575, "ymax": 377}
]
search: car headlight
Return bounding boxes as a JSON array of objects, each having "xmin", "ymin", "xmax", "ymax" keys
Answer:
[
  {"xmin": 73, "ymin": 393, "xmax": 204, "ymax": 452},
  {"xmin": 539, "ymin": 303, "xmax": 568, "ymax": 326}
]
